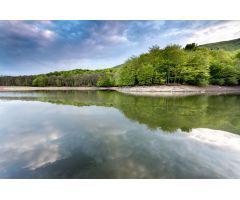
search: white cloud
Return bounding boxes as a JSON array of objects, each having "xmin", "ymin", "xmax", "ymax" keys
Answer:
[
  {"xmin": 187, "ymin": 128, "xmax": 240, "ymax": 151},
  {"xmin": 25, "ymin": 144, "xmax": 60, "ymax": 170},
  {"xmin": 0, "ymin": 20, "xmax": 57, "ymax": 43},
  {"xmin": 187, "ymin": 21, "xmax": 240, "ymax": 45},
  {"xmin": 107, "ymin": 35, "xmax": 128, "ymax": 43},
  {"xmin": 42, "ymin": 29, "xmax": 56, "ymax": 40},
  {"xmin": 0, "ymin": 127, "xmax": 62, "ymax": 170}
]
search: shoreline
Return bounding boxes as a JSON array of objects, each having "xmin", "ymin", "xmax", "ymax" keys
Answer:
[
  {"xmin": 115, "ymin": 85, "xmax": 240, "ymax": 96},
  {"xmin": 1, "ymin": 85, "xmax": 240, "ymax": 96}
]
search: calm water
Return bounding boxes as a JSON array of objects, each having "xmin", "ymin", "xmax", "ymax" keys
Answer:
[{"xmin": 0, "ymin": 91, "xmax": 240, "ymax": 178}]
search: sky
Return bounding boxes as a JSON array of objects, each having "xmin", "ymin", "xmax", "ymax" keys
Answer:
[{"xmin": 0, "ymin": 20, "xmax": 240, "ymax": 75}]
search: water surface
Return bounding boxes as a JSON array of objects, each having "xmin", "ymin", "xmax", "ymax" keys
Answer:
[{"xmin": 0, "ymin": 91, "xmax": 240, "ymax": 178}]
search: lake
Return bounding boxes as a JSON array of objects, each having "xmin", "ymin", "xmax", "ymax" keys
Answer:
[{"xmin": 0, "ymin": 90, "xmax": 240, "ymax": 178}]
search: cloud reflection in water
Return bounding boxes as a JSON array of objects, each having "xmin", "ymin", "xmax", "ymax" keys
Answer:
[{"xmin": 0, "ymin": 99, "xmax": 240, "ymax": 178}]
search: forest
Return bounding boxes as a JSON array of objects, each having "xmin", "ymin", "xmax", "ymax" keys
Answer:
[{"xmin": 1, "ymin": 43, "xmax": 240, "ymax": 87}]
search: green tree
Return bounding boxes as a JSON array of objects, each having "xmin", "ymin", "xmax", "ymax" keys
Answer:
[
  {"xmin": 136, "ymin": 64, "xmax": 154, "ymax": 85},
  {"xmin": 96, "ymin": 72, "xmax": 113, "ymax": 87},
  {"xmin": 183, "ymin": 50, "xmax": 210, "ymax": 86},
  {"xmin": 184, "ymin": 43, "xmax": 198, "ymax": 51},
  {"xmin": 209, "ymin": 50, "xmax": 239, "ymax": 85},
  {"xmin": 116, "ymin": 58, "xmax": 137, "ymax": 86},
  {"xmin": 32, "ymin": 75, "xmax": 48, "ymax": 87},
  {"xmin": 162, "ymin": 45, "xmax": 187, "ymax": 84}
]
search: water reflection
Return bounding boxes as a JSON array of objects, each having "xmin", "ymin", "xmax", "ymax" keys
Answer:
[
  {"xmin": 0, "ymin": 91, "xmax": 240, "ymax": 178},
  {"xmin": 1, "ymin": 90, "xmax": 239, "ymax": 134}
]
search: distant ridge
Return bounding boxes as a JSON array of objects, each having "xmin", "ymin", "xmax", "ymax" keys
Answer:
[{"xmin": 200, "ymin": 38, "xmax": 240, "ymax": 51}]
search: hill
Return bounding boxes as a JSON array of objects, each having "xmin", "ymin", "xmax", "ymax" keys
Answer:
[{"xmin": 200, "ymin": 38, "xmax": 240, "ymax": 51}]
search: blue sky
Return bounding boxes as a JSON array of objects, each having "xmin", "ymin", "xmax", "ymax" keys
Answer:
[{"xmin": 0, "ymin": 20, "xmax": 240, "ymax": 75}]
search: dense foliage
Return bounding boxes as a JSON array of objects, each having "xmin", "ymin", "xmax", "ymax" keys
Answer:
[
  {"xmin": 0, "ymin": 75, "xmax": 36, "ymax": 86},
  {"xmin": 1, "ymin": 43, "xmax": 240, "ymax": 87}
]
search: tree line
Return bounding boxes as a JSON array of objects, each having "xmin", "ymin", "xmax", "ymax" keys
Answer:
[{"xmin": 1, "ymin": 43, "xmax": 240, "ymax": 87}]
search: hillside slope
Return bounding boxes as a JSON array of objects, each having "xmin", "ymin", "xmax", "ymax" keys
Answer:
[{"xmin": 200, "ymin": 38, "xmax": 240, "ymax": 51}]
